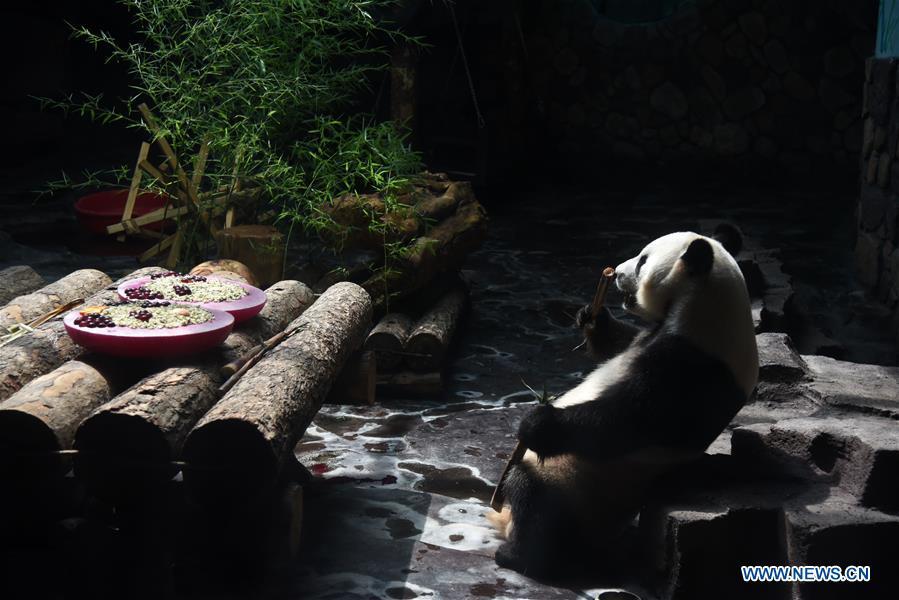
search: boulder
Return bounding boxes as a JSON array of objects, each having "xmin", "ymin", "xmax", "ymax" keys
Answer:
[
  {"xmin": 650, "ymin": 82, "xmax": 689, "ymax": 119},
  {"xmin": 802, "ymin": 355, "xmax": 899, "ymax": 419},
  {"xmin": 732, "ymin": 416, "xmax": 899, "ymax": 511},
  {"xmin": 756, "ymin": 333, "xmax": 808, "ymax": 383}
]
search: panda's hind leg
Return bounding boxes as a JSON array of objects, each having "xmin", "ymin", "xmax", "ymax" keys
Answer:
[{"xmin": 494, "ymin": 463, "xmax": 578, "ymax": 579}]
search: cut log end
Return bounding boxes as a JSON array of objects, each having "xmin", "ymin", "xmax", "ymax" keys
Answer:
[
  {"xmin": 405, "ymin": 288, "xmax": 468, "ymax": 371},
  {"xmin": 183, "ymin": 281, "xmax": 372, "ymax": 506},
  {"xmin": 74, "ymin": 412, "xmax": 173, "ymax": 504},
  {"xmin": 69, "ymin": 280, "xmax": 313, "ymax": 504},
  {"xmin": 364, "ymin": 313, "xmax": 413, "ymax": 370},
  {"xmin": 0, "ymin": 410, "xmax": 63, "ymax": 480},
  {"xmin": 183, "ymin": 418, "xmax": 280, "ymax": 506}
]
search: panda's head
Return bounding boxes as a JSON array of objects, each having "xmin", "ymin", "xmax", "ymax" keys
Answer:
[{"xmin": 614, "ymin": 225, "xmax": 744, "ymax": 323}]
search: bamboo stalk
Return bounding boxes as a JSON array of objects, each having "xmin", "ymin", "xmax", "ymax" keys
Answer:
[
  {"xmin": 117, "ymin": 142, "xmax": 151, "ymax": 241},
  {"xmin": 138, "ymin": 159, "xmax": 170, "ymax": 185},
  {"xmin": 106, "ymin": 206, "xmax": 188, "ymax": 235},
  {"xmin": 489, "ymin": 267, "xmax": 616, "ymax": 512},
  {"xmin": 139, "ymin": 233, "xmax": 177, "ymax": 262}
]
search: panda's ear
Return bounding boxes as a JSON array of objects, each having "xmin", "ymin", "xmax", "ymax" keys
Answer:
[
  {"xmin": 712, "ymin": 223, "xmax": 742, "ymax": 256},
  {"xmin": 681, "ymin": 238, "xmax": 714, "ymax": 275}
]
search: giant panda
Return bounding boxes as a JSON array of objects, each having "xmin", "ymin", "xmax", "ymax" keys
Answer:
[{"xmin": 490, "ymin": 225, "xmax": 758, "ymax": 578}]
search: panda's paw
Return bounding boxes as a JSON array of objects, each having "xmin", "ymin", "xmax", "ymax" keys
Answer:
[
  {"xmin": 518, "ymin": 404, "xmax": 564, "ymax": 458},
  {"xmin": 576, "ymin": 304, "xmax": 612, "ymax": 335},
  {"xmin": 575, "ymin": 303, "xmax": 596, "ymax": 328},
  {"xmin": 494, "ymin": 542, "xmax": 522, "ymax": 571}
]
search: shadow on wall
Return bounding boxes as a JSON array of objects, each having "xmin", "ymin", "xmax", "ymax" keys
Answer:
[
  {"xmin": 525, "ymin": 0, "xmax": 877, "ymax": 177},
  {"xmin": 414, "ymin": 0, "xmax": 878, "ymax": 187}
]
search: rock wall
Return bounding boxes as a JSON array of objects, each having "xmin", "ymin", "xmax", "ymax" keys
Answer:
[
  {"xmin": 520, "ymin": 0, "xmax": 875, "ymax": 178},
  {"xmin": 857, "ymin": 57, "xmax": 899, "ymax": 341}
]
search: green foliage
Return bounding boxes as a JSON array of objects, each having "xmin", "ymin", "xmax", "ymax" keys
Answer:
[{"xmin": 38, "ymin": 0, "xmax": 422, "ymax": 268}]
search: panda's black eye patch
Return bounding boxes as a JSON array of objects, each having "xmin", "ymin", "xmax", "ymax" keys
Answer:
[{"xmin": 636, "ymin": 255, "xmax": 647, "ymax": 276}]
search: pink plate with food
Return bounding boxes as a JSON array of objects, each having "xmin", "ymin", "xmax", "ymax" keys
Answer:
[
  {"xmin": 116, "ymin": 272, "xmax": 266, "ymax": 324},
  {"xmin": 64, "ymin": 302, "xmax": 234, "ymax": 358}
]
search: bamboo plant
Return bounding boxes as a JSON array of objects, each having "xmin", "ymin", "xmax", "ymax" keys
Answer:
[{"xmin": 39, "ymin": 0, "xmax": 422, "ymax": 270}]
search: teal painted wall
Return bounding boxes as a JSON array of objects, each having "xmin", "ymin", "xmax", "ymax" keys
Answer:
[{"xmin": 877, "ymin": 1, "xmax": 899, "ymax": 57}]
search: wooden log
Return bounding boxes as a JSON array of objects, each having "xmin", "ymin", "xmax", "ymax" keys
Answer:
[
  {"xmin": 364, "ymin": 312, "xmax": 413, "ymax": 370},
  {"xmin": 0, "ymin": 361, "xmax": 110, "ymax": 480},
  {"xmin": 215, "ymin": 225, "xmax": 285, "ymax": 288},
  {"xmin": 0, "ymin": 267, "xmax": 166, "ymax": 402},
  {"xmin": 189, "ymin": 259, "xmax": 255, "ymax": 286},
  {"xmin": 323, "ymin": 193, "xmax": 420, "ymax": 251},
  {"xmin": 325, "ymin": 351, "xmax": 376, "ymax": 405},
  {"xmin": 362, "ymin": 199, "xmax": 486, "ymax": 310},
  {"xmin": 413, "ymin": 181, "xmax": 475, "ymax": 222},
  {"xmin": 0, "ymin": 266, "xmax": 45, "ymax": 306},
  {"xmin": 182, "ymin": 282, "xmax": 372, "ymax": 505},
  {"xmin": 0, "ymin": 269, "xmax": 111, "ymax": 330},
  {"xmin": 72, "ymin": 281, "xmax": 313, "ymax": 503},
  {"xmin": 376, "ymin": 370, "xmax": 443, "ymax": 398},
  {"xmin": 405, "ymin": 288, "xmax": 468, "ymax": 371}
]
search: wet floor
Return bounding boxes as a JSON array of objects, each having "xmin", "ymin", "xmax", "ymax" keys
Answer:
[
  {"xmin": 2, "ymin": 183, "xmax": 895, "ymax": 598},
  {"xmin": 280, "ymin": 185, "xmax": 896, "ymax": 599}
]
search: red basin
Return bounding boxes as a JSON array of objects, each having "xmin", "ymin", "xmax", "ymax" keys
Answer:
[
  {"xmin": 117, "ymin": 276, "xmax": 267, "ymax": 324},
  {"xmin": 64, "ymin": 308, "xmax": 234, "ymax": 358},
  {"xmin": 74, "ymin": 190, "xmax": 171, "ymax": 235}
]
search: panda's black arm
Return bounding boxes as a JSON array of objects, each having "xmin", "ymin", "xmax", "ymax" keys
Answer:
[
  {"xmin": 517, "ymin": 336, "xmax": 747, "ymax": 461},
  {"xmin": 575, "ymin": 305, "xmax": 642, "ymax": 361},
  {"xmin": 517, "ymin": 389, "xmax": 650, "ymax": 461}
]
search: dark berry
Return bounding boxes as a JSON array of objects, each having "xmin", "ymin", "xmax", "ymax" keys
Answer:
[
  {"xmin": 180, "ymin": 275, "xmax": 206, "ymax": 283},
  {"xmin": 173, "ymin": 285, "xmax": 191, "ymax": 296},
  {"xmin": 75, "ymin": 313, "xmax": 115, "ymax": 328},
  {"xmin": 139, "ymin": 300, "xmax": 170, "ymax": 308},
  {"xmin": 150, "ymin": 271, "xmax": 178, "ymax": 279},
  {"xmin": 125, "ymin": 287, "xmax": 164, "ymax": 301},
  {"xmin": 130, "ymin": 309, "xmax": 153, "ymax": 322}
]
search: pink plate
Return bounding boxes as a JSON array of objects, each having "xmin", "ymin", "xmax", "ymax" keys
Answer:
[
  {"xmin": 64, "ymin": 308, "xmax": 234, "ymax": 358},
  {"xmin": 117, "ymin": 276, "xmax": 267, "ymax": 324}
]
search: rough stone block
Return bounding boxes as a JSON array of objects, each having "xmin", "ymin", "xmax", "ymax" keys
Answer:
[
  {"xmin": 784, "ymin": 489, "xmax": 899, "ymax": 600},
  {"xmin": 764, "ymin": 40, "xmax": 789, "ymax": 75},
  {"xmin": 757, "ymin": 333, "xmax": 808, "ymax": 383},
  {"xmin": 642, "ymin": 472, "xmax": 798, "ymax": 600},
  {"xmin": 854, "ymin": 231, "xmax": 882, "ymax": 288},
  {"xmin": 858, "ymin": 185, "xmax": 890, "ymax": 231},
  {"xmin": 732, "ymin": 416, "xmax": 899, "ymax": 511},
  {"xmin": 650, "ymin": 81, "xmax": 688, "ymax": 119},
  {"xmin": 760, "ymin": 289, "xmax": 791, "ymax": 332},
  {"xmin": 878, "ymin": 153, "xmax": 892, "ymax": 188},
  {"xmin": 723, "ymin": 86, "xmax": 766, "ymax": 120},
  {"xmin": 861, "ymin": 117, "xmax": 873, "ymax": 158},
  {"xmin": 646, "ymin": 474, "xmax": 899, "ymax": 600},
  {"xmin": 738, "ymin": 12, "xmax": 766, "ymax": 47},
  {"xmin": 889, "ymin": 161, "xmax": 899, "ymax": 194},
  {"xmin": 866, "ymin": 153, "xmax": 879, "ymax": 184},
  {"xmin": 868, "ymin": 58, "xmax": 896, "ymax": 126},
  {"xmin": 803, "ymin": 355, "xmax": 899, "ymax": 420},
  {"xmin": 874, "ymin": 125, "xmax": 887, "ymax": 151}
]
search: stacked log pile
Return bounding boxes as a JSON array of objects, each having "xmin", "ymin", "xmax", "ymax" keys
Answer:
[
  {"xmin": 363, "ymin": 284, "xmax": 469, "ymax": 398},
  {"xmin": 0, "ymin": 268, "xmax": 111, "ymax": 330},
  {"xmin": 320, "ymin": 173, "xmax": 487, "ymax": 311},
  {"xmin": 183, "ymin": 282, "xmax": 371, "ymax": 504},
  {"xmin": 72, "ymin": 280, "xmax": 314, "ymax": 503},
  {"xmin": 0, "ymin": 267, "xmax": 166, "ymax": 401},
  {"xmin": 0, "ymin": 262, "xmax": 370, "ymax": 519}
]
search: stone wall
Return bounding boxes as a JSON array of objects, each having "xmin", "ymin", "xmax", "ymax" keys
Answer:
[
  {"xmin": 857, "ymin": 57, "xmax": 899, "ymax": 340},
  {"xmin": 518, "ymin": 0, "xmax": 876, "ymax": 177}
]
